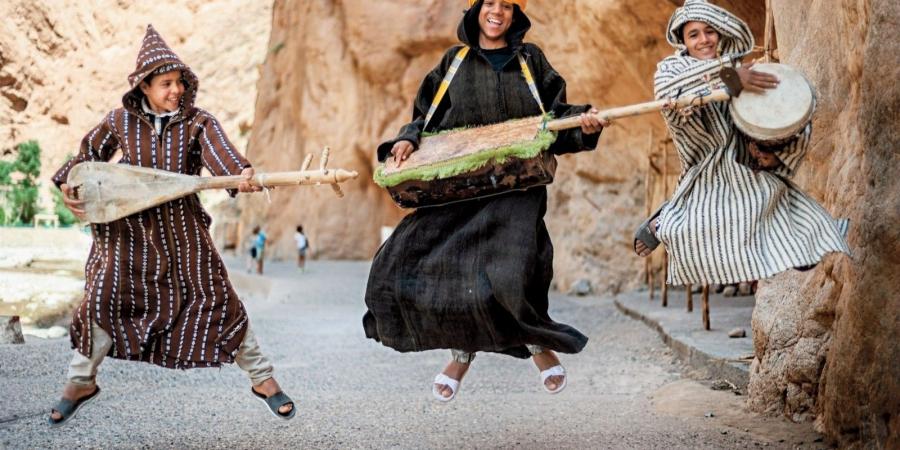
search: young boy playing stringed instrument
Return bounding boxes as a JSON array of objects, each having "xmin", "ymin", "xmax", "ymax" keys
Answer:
[{"xmin": 49, "ymin": 25, "xmax": 295, "ymax": 426}]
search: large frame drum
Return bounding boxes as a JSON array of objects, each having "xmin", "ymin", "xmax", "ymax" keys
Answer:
[{"xmin": 731, "ymin": 63, "xmax": 815, "ymax": 150}]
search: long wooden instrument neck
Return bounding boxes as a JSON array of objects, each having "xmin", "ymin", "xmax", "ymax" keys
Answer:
[
  {"xmin": 198, "ymin": 169, "xmax": 358, "ymax": 191},
  {"xmin": 545, "ymin": 89, "xmax": 731, "ymax": 131}
]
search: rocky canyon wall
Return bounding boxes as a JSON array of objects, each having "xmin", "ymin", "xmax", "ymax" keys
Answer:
[
  {"xmin": 0, "ymin": 0, "xmax": 271, "ymax": 210},
  {"xmin": 5, "ymin": 0, "xmax": 895, "ymax": 446},
  {"xmin": 249, "ymin": 1, "xmax": 897, "ymax": 446},
  {"xmin": 749, "ymin": 1, "xmax": 899, "ymax": 448},
  {"xmin": 243, "ymin": 0, "xmax": 741, "ymax": 293}
]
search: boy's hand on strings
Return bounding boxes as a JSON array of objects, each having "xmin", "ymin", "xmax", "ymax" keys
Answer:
[
  {"xmin": 59, "ymin": 183, "xmax": 86, "ymax": 221},
  {"xmin": 390, "ymin": 140, "xmax": 415, "ymax": 167},
  {"xmin": 238, "ymin": 167, "xmax": 264, "ymax": 193},
  {"xmin": 737, "ymin": 61, "xmax": 780, "ymax": 93},
  {"xmin": 580, "ymin": 108, "xmax": 609, "ymax": 135}
]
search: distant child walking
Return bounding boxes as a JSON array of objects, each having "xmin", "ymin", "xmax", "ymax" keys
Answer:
[
  {"xmin": 294, "ymin": 225, "xmax": 310, "ymax": 272},
  {"xmin": 252, "ymin": 225, "xmax": 267, "ymax": 275}
]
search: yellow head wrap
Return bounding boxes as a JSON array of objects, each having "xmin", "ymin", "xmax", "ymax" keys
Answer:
[{"xmin": 468, "ymin": 0, "xmax": 527, "ymax": 11}]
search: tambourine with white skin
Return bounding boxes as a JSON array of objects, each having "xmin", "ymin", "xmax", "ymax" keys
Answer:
[{"xmin": 723, "ymin": 63, "xmax": 816, "ymax": 149}]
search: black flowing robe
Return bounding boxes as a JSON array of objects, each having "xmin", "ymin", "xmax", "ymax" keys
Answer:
[{"xmin": 363, "ymin": 5, "xmax": 602, "ymax": 358}]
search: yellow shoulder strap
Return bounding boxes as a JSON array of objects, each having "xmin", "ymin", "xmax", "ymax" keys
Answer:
[
  {"xmin": 423, "ymin": 46, "xmax": 547, "ymax": 130},
  {"xmin": 424, "ymin": 46, "xmax": 470, "ymax": 130}
]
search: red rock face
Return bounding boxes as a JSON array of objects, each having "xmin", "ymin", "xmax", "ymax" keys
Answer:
[
  {"xmin": 750, "ymin": 1, "xmax": 900, "ymax": 448},
  {"xmin": 0, "ymin": 0, "xmax": 272, "ymax": 219},
  {"xmin": 243, "ymin": 0, "xmax": 691, "ymax": 288},
  {"xmin": 5, "ymin": 0, "xmax": 894, "ymax": 445}
]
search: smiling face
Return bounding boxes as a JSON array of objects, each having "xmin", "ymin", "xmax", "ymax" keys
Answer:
[
  {"xmin": 139, "ymin": 70, "xmax": 185, "ymax": 113},
  {"xmin": 682, "ymin": 21, "xmax": 720, "ymax": 60},
  {"xmin": 478, "ymin": 0, "xmax": 515, "ymax": 49}
]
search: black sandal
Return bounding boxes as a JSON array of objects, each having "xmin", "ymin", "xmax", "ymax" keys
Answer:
[
  {"xmin": 251, "ymin": 387, "xmax": 296, "ymax": 420},
  {"xmin": 48, "ymin": 386, "xmax": 101, "ymax": 428},
  {"xmin": 634, "ymin": 202, "xmax": 667, "ymax": 256}
]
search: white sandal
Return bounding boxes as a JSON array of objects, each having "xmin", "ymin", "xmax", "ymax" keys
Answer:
[
  {"xmin": 540, "ymin": 365, "xmax": 567, "ymax": 394},
  {"xmin": 432, "ymin": 373, "xmax": 461, "ymax": 402}
]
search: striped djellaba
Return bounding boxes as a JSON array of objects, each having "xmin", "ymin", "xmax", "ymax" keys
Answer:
[
  {"xmin": 652, "ymin": 0, "xmax": 849, "ymax": 286},
  {"xmin": 52, "ymin": 25, "xmax": 251, "ymax": 369}
]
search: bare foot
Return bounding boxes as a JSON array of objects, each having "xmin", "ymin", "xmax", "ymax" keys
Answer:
[
  {"xmin": 252, "ymin": 377, "xmax": 293, "ymax": 415},
  {"xmin": 50, "ymin": 383, "xmax": 98, "ymax": 422},
  {"xmin": 434, "ymin": 360, "xmax": 471, "ymax": 399},
  {"xmin": 635, "ymin": 219, "xmax": 658, "ymax": 257},
  {"xmin": 532, "ymin": 350, "xmax": 565, "ymax": 391}
]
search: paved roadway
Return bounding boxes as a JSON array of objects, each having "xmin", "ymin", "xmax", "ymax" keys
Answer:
[{"xmin": 2, "ymin": 260, "xmax": 782, "ymax": 449}]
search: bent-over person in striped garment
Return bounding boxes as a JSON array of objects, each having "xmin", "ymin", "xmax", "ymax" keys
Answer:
[
  {"xmin": 48, "ymin": 25, "xmax": 295, "ymax": 426},
  {"xmin": 633, "ymin": 0, "xmax": 849, "ymax": 285}
]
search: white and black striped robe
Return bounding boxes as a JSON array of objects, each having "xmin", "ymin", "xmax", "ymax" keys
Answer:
[
  {"xmin": 52, "ymin": 25, "xmax": 252, "ymax": 369},
  {"xmin": 653, "ymin": 2, "xmax": 849, "ymax": 286}
]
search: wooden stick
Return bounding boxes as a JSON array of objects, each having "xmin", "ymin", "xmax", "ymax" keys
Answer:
[
  {"xmin": 199, "ymin": 169, "xmax": 358, "ymax": 191},
  {"xmin": 300, "ymin": 153, "xmax": 314, "ymax": 171},
  {"xmin": 702, "ymin": 285, "xmax": 711, "ymax": 330},
  {"xmin": 686, "ymin": 283, "xmax": 694, "ymax": 312},
  {"xmin": 546, "ymin": 90, "xmax": 731, "ymax": 131},
  {"xmin": 660, "ymin": 132, "xmax": 670, "ymax": 307},
  {"xmin": 662, "ymin": 253, "xmax": 668, "ymax": 307},
  {"xmin": 764, "ymin": 0, "xmax": 774, "ymax": 63},
  {"xmin": 644, "ymin": 131, "xmax": 653, "ymax": 290}
]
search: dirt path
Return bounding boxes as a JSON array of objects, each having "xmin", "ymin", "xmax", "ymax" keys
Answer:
[{"xmin": 0, "ymin": 260, "xmax": 821, "ymax": 449}]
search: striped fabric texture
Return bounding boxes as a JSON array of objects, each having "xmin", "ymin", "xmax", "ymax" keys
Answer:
[
  {"xmin": 52, "ymin": 25, "xmax": 251, "ymax": 369},
  {"xmin": 653, "ymin": 1, "xmax": 849, "ymax": 286}
]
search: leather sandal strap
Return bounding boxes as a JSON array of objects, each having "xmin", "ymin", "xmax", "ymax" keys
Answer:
[{"xmin": 51, "ymin": 399, "xmax": 77, "ymax": 418}]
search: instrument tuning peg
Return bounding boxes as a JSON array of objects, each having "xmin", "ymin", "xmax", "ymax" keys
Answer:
[
  {"xmin": 300, "ymin": 153, "xmax": 313, "ymax": 171},
  {"xmin": 320, "ymin": 147, "xmax": 330, "ymax": 172}
]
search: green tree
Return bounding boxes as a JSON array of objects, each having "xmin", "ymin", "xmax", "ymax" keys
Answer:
[
  {"xmin": 52, "ymin": 154, "xmax": 78, "ymax": 226},
  {"xmin": 0, "ymin": 140, "xmax": 42, "ymax": 225},
  {"xmin": 0, "ymin": 160, "xmax": 10, "ymax": 224}
]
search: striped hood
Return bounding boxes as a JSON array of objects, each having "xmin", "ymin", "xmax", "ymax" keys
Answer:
[
  {"xmin": 666, "ymin": 0, "xmax": 753, "ymax": 57},
  {"xmin": 122, "ymin": 24, "xmax": 199, "ymax": 117}
]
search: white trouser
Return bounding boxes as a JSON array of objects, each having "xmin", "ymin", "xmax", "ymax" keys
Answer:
[
  {"xmin": 450, "ymin": 345, "xmax": 544, "ymax": 363},
  {"xmin": 67, "ymin": 322, "xmax": 274, "ymax": 386}
]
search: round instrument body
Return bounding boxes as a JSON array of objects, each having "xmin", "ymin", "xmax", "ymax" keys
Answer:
[{"xmin": 731, "ymin": 63, "xmax": 815, "ymax": 148}]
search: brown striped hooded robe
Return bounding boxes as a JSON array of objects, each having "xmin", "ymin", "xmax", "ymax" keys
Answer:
[{"xmin": 52, "ymin": 25, "xmax": 251, "ymax": 369}]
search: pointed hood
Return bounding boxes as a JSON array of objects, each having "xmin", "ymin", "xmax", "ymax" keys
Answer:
[
  {"xmin": 666, "ymin": 0, "xmax": 753, "ymax": 57},
  {"xmin": 123, "ymin": 24, "xmax": 199, "ymax": 116},
  {"xmin": 457, "ymin": 0, "xmax": 531, "ymax": 50}
]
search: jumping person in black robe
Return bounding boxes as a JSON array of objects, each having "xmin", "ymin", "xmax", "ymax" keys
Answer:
[{"xmin": 364, "ymin": 0, "xmax": 607, "ymax": 402}]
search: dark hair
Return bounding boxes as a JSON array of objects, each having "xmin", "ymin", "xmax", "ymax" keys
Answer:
[
  {"xmin": 679, "ymin": 21, "xmax": 720, "ymax": 43},
  {"xmin": 252, "ymin": 226, "xmax": 260, "ymax": 234},
  {"xmin": 141, "ymin": 68, "xmax": 185, "ymax": 87},
  {"xmin": 296, "ymin": 225, "xmax": 304, "ymax": 233}
]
